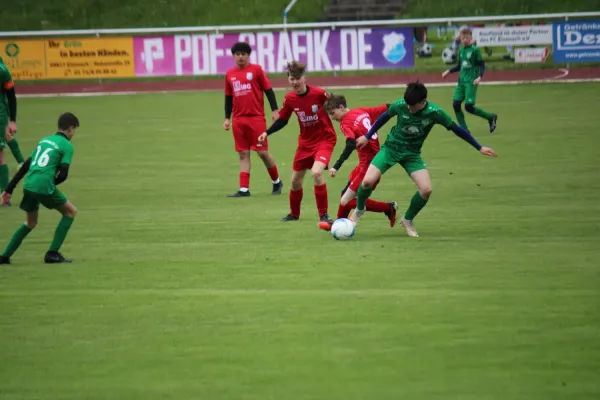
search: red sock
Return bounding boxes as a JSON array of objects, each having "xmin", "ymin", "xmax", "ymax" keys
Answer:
[
  {"xmin": 314, "ymin": 183, "xmax": 328, "ymax": 217},
  {"xmin": 290, "ymin": 188, "xmax": 303, "ymax": 218},
  {"xmin": 239, "ymin": 172, "xmax": 250, "ymax": 190},
  {"xmin": 337, "ymin": 199, "xmax": 356, "ymax": 219},
  {"xmin": 366, "ymin": 199, "xmax": 390, "ymax": 213},
  {"xmin": 267, "ymin": 165, "xmax": 279, "ymax": 182}
]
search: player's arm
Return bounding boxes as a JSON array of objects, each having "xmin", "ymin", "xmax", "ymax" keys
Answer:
[
  {"xmin": 332, "ymin": 138, "xmax": 356, "ymax": 171},
  {"xmin": 55, "ymin": 145, "xmax": 74, "ymax": 185},
  {"xmin": 364, "ymin": 104, "xmax": 392, "ymax": 139},
  {"xmin": 475, "ymin": 48, "xmax": 485, "ymax": 78},
  {"xmin": 223, "ymin": 75, "xmax": 233, "ymax": 129},
  {"xmin": 259, "ymin": 69, "xmax": 279, "ymax": 113},
  {"xmin": 2, "ymin": 157, "xmax": 31, "ymax": 194},
  {"xmin": 265, "ymin": 98, "xmax": 292, "ymax": 136},
  {"xmin": 449, "ymin": 124, "xmax": 482, "ymax": 150},
  {"xmin": 5, "ymin": 82, "xmax": 17, "ymax": 124}
]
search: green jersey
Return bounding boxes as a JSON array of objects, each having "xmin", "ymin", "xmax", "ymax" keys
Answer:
[
  {"xmin": 24, "ymin": 133, "xmax": 74, "ymax": 195},
  {"xmin": 0, "ymin": 63, "xmax": 13, "ymax": 122},
  {"xmin": 458, "ymin": 45, "xmax": 483, "ymax": 83},
  {"xmin": 385, "ymin": 100, "xmax": 455, "ymax": 154}
]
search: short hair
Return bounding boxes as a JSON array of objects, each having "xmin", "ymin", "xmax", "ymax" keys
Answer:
[
  {"xmin": 404, "ymin": 81, "xmax": 427, "ymax": 106},
  {"xmin": 460, "ymin": 27, "xmax": 473, "ymax": 35},
  {"xmin": 286, "ymin": 60, "xmax": 306, "ymax": 79},
  {"xmin": 323, "ymin": 93, "xmax": 347, "ymax": 112},
  {"xmin": 231, "ymin": 42, "xmax": 252, "ymax": 55},
  {"xmin": 58, "ymin": 112, "xmax": 80, "ymax": 131}
]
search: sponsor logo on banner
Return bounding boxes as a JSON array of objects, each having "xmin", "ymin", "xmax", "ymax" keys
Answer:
[
  {"xmin": 0, "ymin": 40, "xmax": 46, "ymax": 80},
  {"xmin": 133, "ymin": 28, "xmax": 415, "ymax": 77},
  {"xmin": 514, "ymin": 47, "xmax": 549, "ymax": 63},
  {"xmin": 473, "ymin": 26, "xmax": 552, "ymax": 46},
  {"xmin": 553, "ymin": 21, "xmax": 600, "ymax": 63}
]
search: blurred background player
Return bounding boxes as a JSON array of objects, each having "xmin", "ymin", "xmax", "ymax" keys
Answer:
[
  {"xmin": 320, "ymin": 93, "xmax": 397, "ymax": 231},
  {"xmin": 443, "ymin": 27, "xmax": 498, "ymax": 134},
  {"xmin": 258, "ymin": 61, "xmax": 336, "ymax": 223},
  {"xmin": 223, "ymin": 42, "xmax": 282, "ymax": 197},
  {"xmin": 0, "ymin": 112, "xmax": 80, "ymax": 264},
  {"xmin": 0, "ymin": 61, "xmax": 25, "ymax": 206},
  {"xmin": 350, "ymin": 82, "xmax": 498, "ymax": 237}
]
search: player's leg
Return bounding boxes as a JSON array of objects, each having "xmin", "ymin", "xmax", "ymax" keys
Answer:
[
  {"xmin": 0, "ymin": 191, "xmax": 39, "ymax": 264},
  {"xmin": 45, "ymin": 192, "xmax": 77, "ymax": 263},
  {"xmin": 399, "ymin": 156, "xmax": 432, "ymax": 237},
  {"xmin": 0, "ymin": 128, "xmax": 9, "ymax": 205},
  {"xmin": 249, "ymin": 117, "xmax": 283, "ymax": 195},
  {"xmin": 342, "ymin": 167, "xmax": 396, "ymax": 225},
  {"xmin": 464, "ymin": 85, "xmax": 498, "ymax": 133},
  {"xmin": 452, "ymin": 84, "xmax": 468, "ymax": 131},
  {"xmin": 282, "ymin": 165, "xmax": 308, "ymax": 221},
  {"xmin": 310, "ymin": 160, "xmax": 332, "ymax": 222},
  {"xmin": 5, "ymin": 131, "xmax": 25, "ymax": 165},
  {"xmin": 228, "ymin": 119, "xmax": 252, "ymax": 197}
]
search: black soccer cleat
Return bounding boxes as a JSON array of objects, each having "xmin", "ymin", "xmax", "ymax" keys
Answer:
[
  {"xmin": 281, "ymin": 214, "xmax": 299, "ymax": 222},
  {"xmin": 488, "ymin": 114, "xmax": 498, "ymax": 133},
  {"xmin": 0, "ymin": 256, "xmax": 10, "ymax": 265},
  {"xmin": 319, "ymin": 213, "xmax": 334, "ymax": 224},
  {"xmin": 44, "ymin": 251, "xmax": 72, "ymax": 264},
  {"xmin": 272, "ymin": 180, "xmax": 283, "ymax": 195},
  {"xmin": 227, "ymin": 190, "xmax": 250, "ymax": 198}
]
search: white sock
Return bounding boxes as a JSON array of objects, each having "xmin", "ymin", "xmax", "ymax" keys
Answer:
[
  {"xmin": 240, "ymin": 187, "xmax": 249, "ymax": 192},
  {"xmin": 273, "ymin": 178, "xmax": 281, "ymax": 184}
]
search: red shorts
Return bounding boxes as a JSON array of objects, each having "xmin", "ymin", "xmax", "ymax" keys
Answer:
[
  {"xmin": 348, "ymin": 164, "xmax": 380, "ymax": 192},
  {"xmin": 232, "ymin": 116, "xmax": 267, "ymax": 151},
  {"xmin": 292, "ymin": 141, "xmax": 336, "ymax": 172}
]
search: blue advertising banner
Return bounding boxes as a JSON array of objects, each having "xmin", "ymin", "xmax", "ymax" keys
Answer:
[{"xmin": 553, "ymin": 21, "xmax": 600, "ymax": 63}]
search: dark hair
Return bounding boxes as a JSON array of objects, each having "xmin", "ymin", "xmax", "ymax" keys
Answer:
[
  {"xmin": 404, "ymin": 81, "xmax": 427, "ymax": 106},
  {"xmin": 231, "ymin": 42, "xmax": 252, "ymax": 55},
  {"xmin": 323, "ymin": 93, "xmax": 347, "ymax": 112},
  {"xmin": 286, "ymin": 60, "xmax": 306, "ymax": 79},
  {"xmin": 58, "ymin": 112, "xmax": 80, "ymax": 131}
]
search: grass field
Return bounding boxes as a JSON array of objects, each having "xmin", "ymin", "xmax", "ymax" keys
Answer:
[{"xmin": 1, "ymin": 82, "xmax": 600, "ymax": 399}]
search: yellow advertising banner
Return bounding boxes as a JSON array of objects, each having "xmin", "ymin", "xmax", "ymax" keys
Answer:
[{"xmin": 0, "ymin": 37, "xmax": 135, "ymax": 80}]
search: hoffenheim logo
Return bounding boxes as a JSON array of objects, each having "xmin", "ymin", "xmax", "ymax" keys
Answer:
[
  {"xmin": 311, "ymin": 104, "xmax": 319, "ymax": 113},
  {"xmin": 382, "ymin": 32, "xmax": 407, "ymax": 64},
  {"xmin": 246, "ymin": 72, "xmax": 253, "ymax": 80}
]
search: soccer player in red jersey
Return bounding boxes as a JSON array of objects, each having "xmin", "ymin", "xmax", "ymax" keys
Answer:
[
  {"xmin": 223, "ymin": 42, "xmax": 283, "ymax": 197},
  {"xmin": 318, "ymin": 94, "xmax": 398, "ymax": 231},
  {"xmin": 257, "ymin": 61, "xmax": 336, "ymax": 223}
]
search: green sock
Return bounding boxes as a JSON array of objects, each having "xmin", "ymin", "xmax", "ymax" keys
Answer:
[
  {"xmin": 472, "ymin": 106, "xmax": 495, "ymax": 120},
  {"xmin": 49, "ymin": 216, "xmax": 75, "ymax": 252},
  {"xmin": 404, "ymin": 192, "xmax": 428, "ymax": 220},
  {"xmin": 356, "ymin": 185, "xmax": 373, "ymax": 211},
  {"xmin": 455, "ymin": 110, "xmax": 469, "ymax": 130},
  {"xmin": 2, "ymin": 224, "xmax": 33, "ymax": 258},
  {"xmin": 8, "ymin": 139, "xmax": 25, "ymax": 164},
  {"xmin": 0, "ymin": 164, "xmax": 8, "ymax": 192}
]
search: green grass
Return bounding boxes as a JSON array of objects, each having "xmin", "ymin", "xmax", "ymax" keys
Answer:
[{"xmin": 1, "ymin": 83, "xmax": 600, "ymax": 399}]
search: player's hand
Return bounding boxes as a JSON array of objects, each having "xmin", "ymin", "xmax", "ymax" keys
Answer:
[
  {"xmin": 473, "ymin": 77, "xmax": 482, "ymax": 85},
  {"xmin": 442, "ymin": 70, "xmax": 450, "ymax": 79},
  {"xmin": 271, "ymin": 110, "xmax": 279, "ymax": 122},
  {"xmin": 8, "ymin": 121, "xmax": 17, "ymax": 134},
  {"xmin": 1, "ymin": 192, "xmax": 11, "ymax": 203},
  {"xmin": 479, "ymin": 146, "xmax": 497, "ymax": 157},
  {"xmin": 257, "ymin": 132, "xmax": 267, "ymax": 147},
  {"xmin": 223, "ymin": 119, "xmax": 231, "ymax": 131},
  {"xmin": 329, "ymin": 168, "xmax": 337, "ymax": 177},
  {"xmin": 356, "ymin": 136, "xmax": 369, "ymax": 149}
]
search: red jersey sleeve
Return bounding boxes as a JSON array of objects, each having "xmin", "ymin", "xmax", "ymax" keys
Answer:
[
  {"xmin": 256, "ymin": 66, "xmax": 272, "ymax": 91},
  {"xmin": 339, "ymin": 119, "xmax": 357, "ymax": 140},
  {"xmin": 366, "ymin": 104, "xmax": 388, "ymax": 120},
  {"xmin": 279, "ymin": 94, "xmax": 294, "ymax": 120},
  {"xmin": 224, "ymin": 72, "xmax": 233, "ymax": 96}
]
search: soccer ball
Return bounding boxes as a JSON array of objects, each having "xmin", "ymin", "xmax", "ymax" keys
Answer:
[
  {"xmin": 331, "ymin": 218, "xmax": 355, "ymax": 240},
  {"xmin": 442, "ymin": 47, "xmax": 457, "ymax": 64},
  {"xmin": 417, "ymin": 43, "xmax": 432, "ymax": 58}
]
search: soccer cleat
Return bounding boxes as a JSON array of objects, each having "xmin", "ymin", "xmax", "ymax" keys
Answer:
[
  {"xmin": 488, "ymin": 114, "xmax": 498, "ymax": 133},
  {"xmin": 44, "ymin": 251, "xmax": 72, "ymax": 264},
  {"xmin": 281, "ymin": 214, "xmax": 299, "ymax": 222},
  {"xmin": 400, "ymin": 217, "xmax": 420, "ymax": 237},
  {"xmin": 0, "ymin": 256, "xmax": 10, "ymax": 265},
  {"xmin": 227, "ymin": 190, "xmax": 250, "ymax": 198},
  {"xmin": 319, "ymin": 213, "xmax": 334, "ymax": 224},
  {"xmin": 318, "ymin": 221, "xmax": 333, "ymax": 231},
  {"xmin": 1, "ymin": 199, "xmax": 11, "ymax": 207},
  {"xmin": 385, "ymin": 202, "xmax": 399, "ymax": 228},
  {"xmin": 272, "ymin": 180, "xmax": 283, "ymax": 195}
]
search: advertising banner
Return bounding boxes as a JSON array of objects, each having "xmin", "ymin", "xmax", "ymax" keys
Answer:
[
  {"xmin": 514, "ymin": 47, "xmax": 550, "ymax": 63},
  {"xmin": 133, "ymin": 28, "xmax": 415, "ymax": 77},
  {"xmin": 552, "ymin": 21, "xmax": 600, "ymax": 63},
  {"xmin": 472, "ymin": 26, "xmax": 552, "ymax": 46}
]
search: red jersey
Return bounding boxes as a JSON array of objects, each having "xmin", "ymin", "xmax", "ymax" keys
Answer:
[
  {"xmin": 279, "ymin": 86, "xmax": 337, "ymax": 148},
  {"xmin": 225, "ymin": 63, "xmax": 272, "ymax": 118},
  {"xmin": 339, "ymin": 105, "xmax": 387, "ymax": 166}
]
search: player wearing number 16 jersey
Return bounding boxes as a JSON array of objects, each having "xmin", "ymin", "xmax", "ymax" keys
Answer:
[
  {"xmin": 0, "ymin": 113, "xmax": 80, "ymax": 265},
  {"xmin": 258, "ymin": 61, "xmax": 337, "ymax": 223},
  {"xmin": 318, "ymin": 94, "xmax": 398, "ymax": 231}
]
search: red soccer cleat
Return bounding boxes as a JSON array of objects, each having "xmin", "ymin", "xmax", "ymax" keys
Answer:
[
  {"xmin": 318, "ymin": 221, "xmax": 333, "ymax": 231},
  {"xmin": 385, "ymin": 202, "xmax": 398, "ymax": 228}
]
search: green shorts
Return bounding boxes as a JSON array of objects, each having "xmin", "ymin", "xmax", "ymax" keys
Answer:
[
  {"xmin": 370, "ymin": 145, "xmax": 427, "ymax": 176},
  {"xmin": 20, "ymin": 189, "xmax": 68, "ymax": 212},
  {"xmin": 453, "ymin": 82, "xmax": 478, "ymax": 104}
]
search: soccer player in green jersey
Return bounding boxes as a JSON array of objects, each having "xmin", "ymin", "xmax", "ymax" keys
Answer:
[
  {"xmin": 350, "ymin": 82, "xmax": 497, "ymax": 237},
  {"xmin": 0, "ymin": 62, "xmax": 25, "ymax": 205},
  {"xmin": 0, "ymin": 113, "xmax": 79, "ymax": 264},
  {"xmin": 442, "ymin": 26, "xmax": 498, "ymax": 133}
]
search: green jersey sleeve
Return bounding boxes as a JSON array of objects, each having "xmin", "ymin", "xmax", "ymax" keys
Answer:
[
  {"xmin": 386, "ymin": 99, "xmax": 404, "ymax": 117},
  {"xmin": 474, "ymin": 47, "xmax": 483, "ymax": 63},
  {"xmin": 61, "ymin": 142, "xmax": 74, "ymax": 165},
  {"xmin": 431, "ymin": 107, "xmax": 455, "ymax": 130},
  {"xmin": 0, "ymin": 64, "xmax": 12, "ymax": 86}
]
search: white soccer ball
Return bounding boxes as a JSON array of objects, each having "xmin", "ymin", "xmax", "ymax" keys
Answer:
[
  {"xmin": 418, "ymin": 43, "xmax": 432, "ymax": 57},
  {"xmin": 442, "ymin": 47, "xmax": 457, "ymax": 64},
  {"xmin": 331, "ymin": 218, "xmax": 355, "ymax": 240}
]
